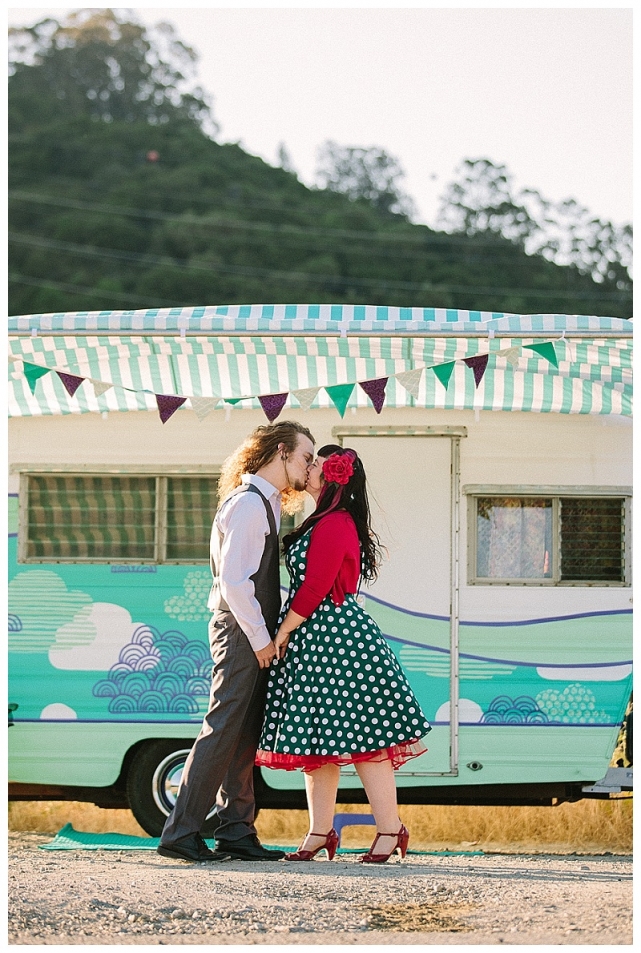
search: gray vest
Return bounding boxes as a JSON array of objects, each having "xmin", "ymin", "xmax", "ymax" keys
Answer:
[{"xmin": 209, "ymin": 482, "xmax": 282, "ymax": 636}]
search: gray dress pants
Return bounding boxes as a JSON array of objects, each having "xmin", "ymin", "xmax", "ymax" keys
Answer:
[{"xmin": 160, "ymin": 611, "xmax": 268, "ymax": 845}]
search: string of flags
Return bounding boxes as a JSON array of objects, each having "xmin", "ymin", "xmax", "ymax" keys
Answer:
[{"xmin": 8, "ymin": 341, "xmax": 559, "ymax": 424}]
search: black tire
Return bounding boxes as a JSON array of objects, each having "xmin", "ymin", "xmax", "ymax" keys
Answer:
[
  {"xmin": 625, "ymin": 709, "xmax": 633, "ymax": 765},
  {"xmin": 126, "ymin": 739, "xmax": 221, "ymax": 838}
]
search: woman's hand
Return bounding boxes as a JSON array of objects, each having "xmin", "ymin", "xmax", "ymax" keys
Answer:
[
  {"xmin": 273, "ymin": 609, "xmax": 306, "ymax": 660},
  {"xmin": 274, "ymin": 627, "xmax": 291, "ymax": 659}
]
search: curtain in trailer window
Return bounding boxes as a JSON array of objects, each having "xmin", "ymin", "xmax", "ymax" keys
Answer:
[
  {"xmin": 166, "ymin": 477, "xmax": 218, "ymax": 561},
  {"xmin": 477, "ymin": 498, "xmax": 553, "ymax": 579},
  {"xmin": 27, "ymin": 475, "xmax": 156, "ymax": 560}
]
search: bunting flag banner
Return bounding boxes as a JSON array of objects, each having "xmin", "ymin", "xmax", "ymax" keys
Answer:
[
  {"xmin": 258, "ymin": 393, "xmax": 289, "ymax": 422},
  {"xmin": 23, "ymin": 362, "xmax": 51, "ymax": 394},
  {"xmin": 155, "ymin": 394, "xmax": 187, "ymax": 424},
  {"xmin": 325, "ymin": 383, "xmax": 355, "ymax": 418},
  {"xmin": 189, "ymin": 396, "xmax": 220, "ymax": 421},
  {"xmin": 463, "ymin": 353, "xmax": 490, "ymax": 388},
  {"xmin": 432, "ymin": 361, "xmax": 456, "ymax": 390},
  {"xmin": 292, "ymin": 387, "xmax": 321, "ymax": 411},
  {"xmin": 7, "ymin": 308, "xmax": 632, "ymax": 419},
  {"xmin": 359, "ymin": 377, "xmax": 388, "ymax": 414},
  {"xmin": 90, "ymin": 379, "xmax": 114, "ymax": 397},
  {"xmin": 56, "ymin": 371, "xmax": 85, "ymax": 398},
  {"xmin": 524, "ymin": 341, "xmax": 559, "ymax": 367},
  {"xmin": 394, "ymin": 367, "xmax": 424, "ymax": 399}
]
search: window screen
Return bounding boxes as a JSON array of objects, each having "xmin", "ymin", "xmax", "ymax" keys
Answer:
[
  {"xmin": 166, "ymin": 477, "xmax": 218, "ymax": 561},
  {"xmin": 560, "ymin": 498, "xmax": 625, "ymax": 582},
  {"xmin": 26, "ymin": 475, "xmax": 156, "ymax": 560}
]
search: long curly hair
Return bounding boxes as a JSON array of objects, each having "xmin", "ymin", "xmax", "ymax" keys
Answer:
[
  {"xmin": 282, "ymin": 444, "xmax": 384, "ymax": 581},
  {"xmin": 217, "ymin": 420, "xmax": 315, "ymax": 515}
]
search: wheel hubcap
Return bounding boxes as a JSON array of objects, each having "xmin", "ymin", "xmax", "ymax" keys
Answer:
[{"xmin": 151, "ymin": 750, "xmax": 217, "ymax": 820}]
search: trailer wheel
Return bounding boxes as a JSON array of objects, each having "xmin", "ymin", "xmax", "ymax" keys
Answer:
[
  {"xmin": 126, "ymin": 740, "xmax": 221, "ymax": 838},
  {"xmin": 625, "ymin": 709, "xmax": 632, "ymax": 765}
]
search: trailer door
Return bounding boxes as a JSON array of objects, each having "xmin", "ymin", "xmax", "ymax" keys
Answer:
[{"xmin": 337, "ymin": 429, "xmax": 463, "ymax": 778}]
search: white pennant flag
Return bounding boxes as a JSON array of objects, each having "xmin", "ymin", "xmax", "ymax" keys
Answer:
[
  {"xmin": 190, "ymin": 396, "xmax": 220, "ymax": 421},
  {"xmin": 9, "ymin": 355, "xmax": 24, "ymax": 379},
  {"xmin": 496, "ymin": 347, "xmax": 521, "ymax": 366},
  {"xmin": 292, "ymin": 387, "xmax": 320, "ymax": 411},
  {"xmin": 395, "ymin": 367, "xmax": 424, "ymax": 399},
  {"xmin": 90, "ymin": 379, "xmax": 114, "ymax": 397}
]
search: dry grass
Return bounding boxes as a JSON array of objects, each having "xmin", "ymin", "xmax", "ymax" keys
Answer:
[{"xmin": 8, "ymin": 797, "xmax": 632, "ymax": 853}]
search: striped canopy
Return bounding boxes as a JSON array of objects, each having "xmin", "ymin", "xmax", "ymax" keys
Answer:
[{"xmin": 8, "ymin": 305, "xmax": 632, "ymax": 418}]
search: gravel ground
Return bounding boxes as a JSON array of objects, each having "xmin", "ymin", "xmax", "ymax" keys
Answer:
[{"xmin": 8, "ymin": 832, "xmax": 632, "ymax": 946}]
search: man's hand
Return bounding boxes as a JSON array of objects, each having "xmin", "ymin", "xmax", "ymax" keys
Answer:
[
  {"xmin": 274, "ymin": 627, "xmax": 291, "ymax": 659},
  {"xmin": 255, "ymin": 642, "xmax": 277, "ymax": 669}
]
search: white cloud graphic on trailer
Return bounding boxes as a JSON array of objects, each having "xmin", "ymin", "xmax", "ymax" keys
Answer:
[{"xmin": 48, "ymin": 603, "xmax": 143, "ymax": 670}]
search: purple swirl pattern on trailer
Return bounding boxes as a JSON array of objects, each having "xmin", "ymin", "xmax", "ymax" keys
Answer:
[
  {"xmin": 481, "ymin": 695, "xmax": 549, "ymax": 725},
  {"xmin": 92, "ymin": 624, "xmax": 212, "ymax": 716}
]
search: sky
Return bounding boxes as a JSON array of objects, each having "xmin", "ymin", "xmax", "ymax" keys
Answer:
[{"xmin": 7, "ymin": 3, "xmax": 633, "ymax": 229}]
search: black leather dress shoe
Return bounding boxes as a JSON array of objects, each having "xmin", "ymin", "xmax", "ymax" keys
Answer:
[
  {"xmin": 215, "ymin": 834, "xmax": 285, "ymax": 861},
  {"xmin": 157, "ymin": 832, "xmax": 232, "ymax": 862}
]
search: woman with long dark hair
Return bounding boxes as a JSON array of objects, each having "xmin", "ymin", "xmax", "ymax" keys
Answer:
[{"xmin": 256, "ymin": 446, "xmax": 430, "ymax": 863}]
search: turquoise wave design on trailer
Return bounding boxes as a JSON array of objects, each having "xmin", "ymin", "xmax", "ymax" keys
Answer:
[{"xmin": 364, "ymin": 592, "xmax": 631, "ymax": 667}]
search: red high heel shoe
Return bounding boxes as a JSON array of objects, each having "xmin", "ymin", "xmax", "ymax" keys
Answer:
[
  {"xmin": 285, "ymin": 828, "xmax": 339, "ymax": 861},
  {"xmin": 359, "ymin": 824, "xmax": 409, "ymax": 864}
]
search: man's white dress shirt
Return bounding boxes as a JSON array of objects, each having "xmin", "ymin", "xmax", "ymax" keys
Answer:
[{"xmin": 207, "ymin": 474, "xmax": 281, "ymax": 652}]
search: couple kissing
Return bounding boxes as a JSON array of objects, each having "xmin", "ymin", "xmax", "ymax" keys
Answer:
[{"xmin": 158, "ymin": 421, "xmax": 430, "ymax": 865}]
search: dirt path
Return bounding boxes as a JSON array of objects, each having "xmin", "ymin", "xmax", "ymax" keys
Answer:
[{"xmin": 9, "ymin": 832, "xmax": 632, "ymax": 945}]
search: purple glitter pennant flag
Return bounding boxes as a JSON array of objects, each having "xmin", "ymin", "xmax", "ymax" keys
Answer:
[
  {"xmin": 358, "ymin": 377, "xmax": 388, "ymax": 414},
  {"xmin": 56, "ymin": 371, "xmax": 85, "ymax": 397},
  {"xmin": 463, "ymin": 354, "xmax": 489, "ymax": 388},
  {"xmin": 258, "ymin": 393, "xmax": 288, "ymax": 422},
  {"xmin": 155, "ymin": 394, "xmax": 187, "ymax": 423}
]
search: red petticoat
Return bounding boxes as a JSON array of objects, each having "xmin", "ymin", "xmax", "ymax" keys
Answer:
[{"xmin": 255, "ymin": 738, "xmax": 427, "ymax": 774}]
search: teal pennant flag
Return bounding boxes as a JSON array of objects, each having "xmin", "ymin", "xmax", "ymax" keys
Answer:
[
  {"xmin": 325, "ymin": 383, "xmax": 355, "ymax": 417},
  {"xmin": 431, "ymin": 361, "xmax": 456, "ymax": 390},
  {"xmin": 524, "ymin": 342, "xmax": 558, "ymax": 367},
  {"xmin": 23, "ymin": 362, "xmax": 51, "ymax": 394}
]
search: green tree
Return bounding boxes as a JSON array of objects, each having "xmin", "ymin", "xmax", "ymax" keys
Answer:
[
  {"xmin": 8, "ymin": 8, "xmax": 217, "ymax": 134},
  {"xmin": 276, "ymin": 142, "xmax": 296, "ymax": 176},
  {"xmin": 437, "ymin": 158, "xmax": 631, "ymax": 289},
  {"xmin": 315, "ymin": 141, "xmax": 415, "ymax": 218}
]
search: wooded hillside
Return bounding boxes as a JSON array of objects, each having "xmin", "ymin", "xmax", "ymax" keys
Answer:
[{"xmin": 8, "ymin": 11, "xmax": 631, "ymax": 318}]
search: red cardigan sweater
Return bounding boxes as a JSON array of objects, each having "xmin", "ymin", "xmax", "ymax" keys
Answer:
[{"xmin": 290, "ymin": 511, "xmax": 361, "ymax": 618}]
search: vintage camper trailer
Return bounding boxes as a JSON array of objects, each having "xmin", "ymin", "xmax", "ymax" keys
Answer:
[{"xmin": 8, "ymin": 305, "xmax": 632, "ymax": 836}]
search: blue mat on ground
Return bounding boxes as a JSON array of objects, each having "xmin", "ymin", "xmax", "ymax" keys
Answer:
[{"xmin": 38, "ymin": 823, "xmax": 484, "ymax": 855}]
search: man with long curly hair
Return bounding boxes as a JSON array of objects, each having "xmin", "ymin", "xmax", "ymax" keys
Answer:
[{"xmin": 158, "ymin": 421, "xmax": 315, "ymax": 863}]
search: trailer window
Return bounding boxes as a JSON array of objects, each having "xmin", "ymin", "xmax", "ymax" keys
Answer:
[
  {"xmin": 25, "ymin": 475, "xmax": 156, "ymax": 561},
  {"xmin": 560, "ymin": 498, "xmax": 625, "ymax": 582},
  {"xmin": 21, "ymin": 473, "xmax": 219, "ymax": 564},
  {"xmin": 166, "ymin": 477, "xmax": 218, "ymax": 561},
  {"xmin": 470, "ymin": 495, "xmax": 627, "ymax": 585},
  {"xmin": 476, "ymin": 498, "xmax": 553, "ymax": 580}
]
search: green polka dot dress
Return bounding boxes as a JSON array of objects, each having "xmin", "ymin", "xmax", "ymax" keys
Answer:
[{"xmin": 256, "ymin": 529, "xmax": 431, "ymax": 772}]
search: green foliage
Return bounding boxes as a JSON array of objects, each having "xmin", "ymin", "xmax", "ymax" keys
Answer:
[
  {"xmin": 438, "ymin": 158, "xmax": 632, "ymax": 290},
  {"xmin": 315, "ymin": 141, "xmax": 415, "ymax": 218},
  {"xmin": 9, "ymin": 9, "xmax": 215, "ymax": 132},
  {"xmin": 7, "ymin": 13, "xmax": 632, "ymax": 318}
]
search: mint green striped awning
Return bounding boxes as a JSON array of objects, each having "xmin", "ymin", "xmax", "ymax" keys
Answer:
[{"xmin": 8, "ymin": 305, "xmax": 632, "ymax": 418}]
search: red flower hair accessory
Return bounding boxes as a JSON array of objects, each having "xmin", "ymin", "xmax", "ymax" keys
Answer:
[{"xmin": 322, "ymin": 451, "xmax": 355, "ymax": 485}]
